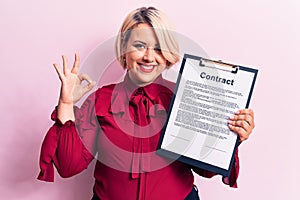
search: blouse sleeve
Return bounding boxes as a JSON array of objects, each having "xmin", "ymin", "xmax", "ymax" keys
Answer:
[
  {"xmin": 192, "ymin": 148, "xmax": 240, "ymax": 188},
  {"xmin": 37, "ymin": 93, "xmax": 99, "ymax": 182}
]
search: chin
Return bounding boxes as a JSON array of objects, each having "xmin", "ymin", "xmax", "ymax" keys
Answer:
[{"xmin": 137, "ymin": 78, "xmax": 155, "ymax": 85}]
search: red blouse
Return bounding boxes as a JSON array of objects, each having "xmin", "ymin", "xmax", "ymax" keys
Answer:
[{"xmin": 38, "ymin": 74, "xmax": 239, "ymax": 200}]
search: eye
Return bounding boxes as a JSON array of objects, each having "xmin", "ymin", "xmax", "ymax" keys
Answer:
[
  {"xmin": 133, "ymin": 43, "xmax": 146, "ymax": 50},
  {"xmin": 154, "ymin": 46, "xmax": 162, "ymax": 53}
]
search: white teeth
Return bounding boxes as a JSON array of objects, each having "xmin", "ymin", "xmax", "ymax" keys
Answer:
[{"xmin": 141, "ymin": 65, "xmax": 154, "ymax": 70}]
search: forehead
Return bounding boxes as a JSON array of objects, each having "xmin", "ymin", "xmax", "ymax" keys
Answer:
[{"xmin": 128, "ymin": 23, "xmax": 158, "ymax": 44}]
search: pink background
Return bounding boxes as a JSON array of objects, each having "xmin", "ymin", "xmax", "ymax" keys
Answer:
[{"xmin": 1, "ymin": 0, "xmax": 300, "ymax": 199}]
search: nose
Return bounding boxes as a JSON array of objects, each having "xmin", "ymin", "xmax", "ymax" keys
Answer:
[{"xmin": 143, "ymin": 47, "xmax": 155, "ymax": 62}]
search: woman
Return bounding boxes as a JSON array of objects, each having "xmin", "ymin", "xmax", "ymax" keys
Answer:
[{"xmin": 38, "ymin": 7, "xmax": 255, "ymax": 200}]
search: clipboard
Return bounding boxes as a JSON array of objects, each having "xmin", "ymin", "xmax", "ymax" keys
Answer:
[{"xmin": 157, "ymin": 54, "xmax": 258, "ymax": 177}]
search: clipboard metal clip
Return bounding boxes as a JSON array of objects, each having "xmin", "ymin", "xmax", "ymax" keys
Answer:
[{"xmin": 199, "ymin": 58, "xmax": 239, "ymax": 74}]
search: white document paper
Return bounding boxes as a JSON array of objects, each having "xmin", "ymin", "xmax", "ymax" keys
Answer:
[{"xmin": 158, "ymin": 54, "xmax": 258, "ymax": 175}]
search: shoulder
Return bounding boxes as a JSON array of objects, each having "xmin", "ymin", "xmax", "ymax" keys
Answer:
[
  {"xmin": 95, "ymin": 84, "xmax": 116, "ymax": 97},
  {"xmin": 93, "ymin": 83, "xmax": 120, "ymax": 116}
]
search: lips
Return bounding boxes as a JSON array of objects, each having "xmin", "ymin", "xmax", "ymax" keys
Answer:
[{"xmin": 138, "ymin": 64, "xmax": 156, "ymax": 73}]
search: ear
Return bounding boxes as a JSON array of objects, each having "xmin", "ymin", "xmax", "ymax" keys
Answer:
[
  {"xmin": 121, "ymin": 45, "xmax": 127, "ymax": 69},
  {"xmin": 122, "ymin": 56, "xmax": 127, "ymax": 69}
]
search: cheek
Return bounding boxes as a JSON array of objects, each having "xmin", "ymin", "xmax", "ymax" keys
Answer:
[
  {"xmin": 157, "ymin": 55, "xmax": 167, "ymax": 66},
  {"xmin": 157, "ymin": 65, "xmax": 167, "ymax": 73},
  {"xmin": 126, "ymin": 51, "xmax": 142, "ymax": 60},
  {"xmin": 125, "ymin": 52, "xmax": 144, "ymax": 69}
]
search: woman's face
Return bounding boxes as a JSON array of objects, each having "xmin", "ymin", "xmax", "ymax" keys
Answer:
[{"xmin": 124, "ymin": 23, "xmax": 167, "ymax": 87}]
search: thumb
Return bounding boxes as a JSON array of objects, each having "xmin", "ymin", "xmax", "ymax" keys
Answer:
[
  {"xmin": 82, "ymin": 80, "xmax": 96, "ymax": 95},
  {"xmin": 77, "ymin": 73, "xmax": 96, "ymax": 95},
  {"xmin": 78, "ymin": 73, "xmax": 93, "ymax": 84}
]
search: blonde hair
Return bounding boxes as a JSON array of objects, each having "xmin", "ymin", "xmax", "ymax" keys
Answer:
[{"xmin": 115, "ymin": 7, "xmax": 180, "ymax": 69}]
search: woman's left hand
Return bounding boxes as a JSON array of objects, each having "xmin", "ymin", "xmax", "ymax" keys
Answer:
[{"xmin": 228, "ymin": 109, "xmax": 255, "ymax": 142}]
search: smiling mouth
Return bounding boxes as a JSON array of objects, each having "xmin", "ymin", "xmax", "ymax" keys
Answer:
[{"xmin": 138, "ymin": 64, "xmax": 156, "ymax": 73}]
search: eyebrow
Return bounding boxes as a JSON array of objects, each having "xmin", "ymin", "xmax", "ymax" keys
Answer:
[
  {"xmin": 132, "ymin": 40, "xmax": 160, "ymax": 47},
  {"xmin": 132, "ymin": 40, "xmax": 146, "ymax": 44}
]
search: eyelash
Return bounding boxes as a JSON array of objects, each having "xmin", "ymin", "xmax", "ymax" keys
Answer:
[
  {"xmin": 133, "ymin": 43, "xmax": 146, "ymax": 49},
  {"xmin": 132, "ymin": 43, "xmax": 162, "ymax": 53}
]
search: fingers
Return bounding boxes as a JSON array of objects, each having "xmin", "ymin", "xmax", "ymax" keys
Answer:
[
  {"xmin": 78, "ymin": 73, "xmax": 93, "ymax": 83},
  {"xmin": 78, "ymin": 73, "xmax": 96, "ymax": 93},
  {"xmin": 228, "ymin": 126, "xmax": 245, "ymax": 141},
  {"xmin": 228, "ymin": 109, "xmax": 255, "ymax": 142},
  {"xmin": 53, "ymin": 55, "xmax": 69, "ymax": 78},
  {"xmin": 71, "ymin": 53, "xmax": 80, "ymax": 74},
  {"xmin": 53, "ymin": 63, "xmax": 63, "ymax": 81},
  {"xmin": 83, "ymin": 81, "xmax": 96, "ymax": 93},
  {"xmin": 62, "ymin": 55, "xmax": 69, "ymax": 75},
  {"xmin": 230, "ymin": 109, "xmax": 254, "ymax": 127},
  {"xmin": 53, "ymin": 54, "xmax": 80, "ymax": 78},
  {"xmin": 228, "ymin": 120, "xmax": 251, "ymax": 141}
]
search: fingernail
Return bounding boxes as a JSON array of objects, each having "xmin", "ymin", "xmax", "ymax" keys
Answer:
[{"xmin": 235, "ymin": 110, "xmax": 240, "ymax": 114}]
